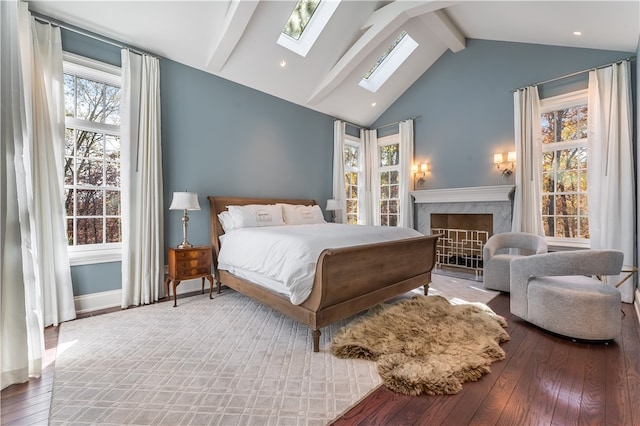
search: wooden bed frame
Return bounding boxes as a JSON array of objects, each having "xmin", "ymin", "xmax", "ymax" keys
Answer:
[{"xmin": 208, "ymin": 196, "xmax": 439, "ymax": 352}]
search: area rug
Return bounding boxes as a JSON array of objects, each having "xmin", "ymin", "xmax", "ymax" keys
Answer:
[
  {"xmin": 331, "ymin": 295, "xmax": 510, "ymax": 396},
  {"xmin": 50, "ymin": 292, "xmax": 381, "ymax": 426},
  {"xmin": 50, "ymin": 276, "xmax": 498, "ymax": 425}
]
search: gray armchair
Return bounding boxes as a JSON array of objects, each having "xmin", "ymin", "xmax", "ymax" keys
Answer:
[
  {"xmin": 510, "ymin": 250, "xmax": 624, "ymax": 341},
  {"xmin": 483, "ymin": 232, "xmax": 548, "ymax": 292}
]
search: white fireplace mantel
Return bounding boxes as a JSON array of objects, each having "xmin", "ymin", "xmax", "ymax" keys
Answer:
[{"xmin": 411, "ymin": 185, "xmax": 514, "ymax": 204}]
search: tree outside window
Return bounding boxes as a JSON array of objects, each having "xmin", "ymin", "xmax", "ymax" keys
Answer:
[
  {"xmin": 63, "ymin": 57, "xmax": 122, "ymax": 248},
  {"xmin": 540, "ymin": 91, "xmax": 589, "ymax": 243}
]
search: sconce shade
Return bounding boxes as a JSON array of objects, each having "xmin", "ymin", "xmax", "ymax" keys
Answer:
[
  {"xmin": 507, "ymin": 151, "xmax": 517, "ymax": 162},
  {"xmin": 169, "ymin": 192, "xmax": 201, "ymax": 211},
  {"xmin": 411, "ymin": 164, "xmax": 418, "ymax": 174},
  {"xmin": 420, "ymin": 163, "xmax": 428, "ymax": 173},
  {"xmin": 493, "ymin": 153, "xmax": 504, "ymax": 164},
  {"xmin": 325, "ymin": 199, "xmax": 340, "ymax": 211}
]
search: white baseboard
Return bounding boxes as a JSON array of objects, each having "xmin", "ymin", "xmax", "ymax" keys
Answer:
[{"xmin": 74, "ymin": 279, "xmax": 208, "ymax": 314}]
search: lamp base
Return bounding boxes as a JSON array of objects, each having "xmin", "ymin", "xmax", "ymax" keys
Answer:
[{"xmin": 177, "ymin": 241, "xmax": 193, "ymax": 249}]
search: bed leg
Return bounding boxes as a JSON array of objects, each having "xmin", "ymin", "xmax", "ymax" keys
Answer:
[
  {"xmin": 423, "ymin": 284, "xmax": 429, "ymax": 295},
  {"xmin": 312, "ymin": 329, "xmax": 321, "ymax": 352}
]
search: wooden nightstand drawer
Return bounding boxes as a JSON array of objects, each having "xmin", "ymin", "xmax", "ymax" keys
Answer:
[{"xmin": 166, "ymin": 246, "xmax": 216, "ymax": 307}]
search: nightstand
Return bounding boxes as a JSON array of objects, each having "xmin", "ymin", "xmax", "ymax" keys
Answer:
[{"xmin": 165, "ymin": 246, "xmax": 218, "ymax": 307}]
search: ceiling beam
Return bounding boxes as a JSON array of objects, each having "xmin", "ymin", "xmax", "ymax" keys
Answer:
[
  {"xmin": 206, "ymin": 0, "xmax": 259, "ymax": 72},
  {"xmin": 307, "ymin": 0, "xmax": 459, "ymax": 105},
  {"xmin": 420, "ymin": 10, "xmax": 465, "ymax": 53}
]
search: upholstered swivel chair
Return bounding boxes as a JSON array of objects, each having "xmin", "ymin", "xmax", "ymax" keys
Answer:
[
  {"xmin": 483, "ymin": 232, "xmax": 548, "ymax": 292},
  {"xmin": 510, "ymin": 250, "xmax": 623, "ymax": 341}
]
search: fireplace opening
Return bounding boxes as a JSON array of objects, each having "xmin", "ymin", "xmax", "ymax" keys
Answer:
[{"xmin": 431, "ymin": 213, "xmax": 493, "ymax": 278}]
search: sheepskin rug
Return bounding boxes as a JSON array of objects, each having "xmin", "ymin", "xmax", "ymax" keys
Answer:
[{"xmin": 331, "ymin": 295, "xmax": 510, "ymax": 396}]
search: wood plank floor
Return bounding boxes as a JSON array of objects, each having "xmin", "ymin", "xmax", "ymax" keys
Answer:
[
  {"xmin": 331, "ymin": 294, "xmax": 640, "ymax": 425},
  {"xmin": 2, "ymin": 293, "xmax": 639, "ymax": 425}
]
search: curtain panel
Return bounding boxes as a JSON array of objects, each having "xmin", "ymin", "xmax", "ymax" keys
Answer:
[
  {"xmin": 360, "ymin": 129, "xmax": 376, "ymax": 225},
  {"xmin": 332, "ymin": 120, "xmax": 346, "ymax": 224},
  {"xmin": 398, "ymin": 119, "xmax": 414, "ymax": 229},
  {"xmin": 587, "ymin": 62, "xmax": 635, "ymax": 303},
  {"xmin": 120, "ymin": 50, "xmax": 164, "ymax": 307},
  {"xmin": 512, "ymin": 86, "xmax": 544, "ymax": 235},
  {"xmin": 1, "ymin": 1, "xmax": 76, "ymax": 390}
]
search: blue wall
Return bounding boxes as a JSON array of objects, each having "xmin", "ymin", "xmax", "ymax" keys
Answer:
[
  {"xmin": 372, "ymin": 39, "xmax": 635, "ymax": 190},
  {"xmin": 62, "ymin": 30, "xmax": 334, "ymax": 296}
]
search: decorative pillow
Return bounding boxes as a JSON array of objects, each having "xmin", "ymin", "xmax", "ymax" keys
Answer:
[
  {"xmin": 218, "ymin": 211, "xmax": 237, "ymax": 233},
  {"xmin": 279, "ymin": 203, "xmax": 326, "ymax": 225},
  {"xmin": 227, "ymin": 204, "xmax": 285, "ymax": 228}
]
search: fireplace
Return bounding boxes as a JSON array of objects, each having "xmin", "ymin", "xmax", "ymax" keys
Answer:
[
  {"xmin": 412, "ymin": 185, "xmax": 514, "ymax": 277},
  {"xmin": 430, "ymin": 213, "xmax": 492, "ymax": 277}
]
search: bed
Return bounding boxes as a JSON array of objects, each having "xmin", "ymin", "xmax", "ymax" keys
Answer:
[{"xmin": 208, "ymin": 196, "xmax": 439, "ymax": 352}]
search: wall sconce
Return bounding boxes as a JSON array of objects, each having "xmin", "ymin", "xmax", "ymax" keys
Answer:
[
  {"xmin": 411, "ymin": 163, "xmax": 429, "ymax": 186},
  {"xmin": 494, "ymin": 151, "xmax": 516, "ymax": 180}
]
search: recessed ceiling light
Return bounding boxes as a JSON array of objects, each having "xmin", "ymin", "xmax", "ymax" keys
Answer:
[
  {"xmin": 573, "ymin": 31, "xmax": 582, "ymax": 36},
  {"xmin": 280, "ymin": 60, "xmax": 287, "ymax": 67},
  {"xmin": 371, "ymin": 102, "xmax": 377, "ymax": 107}
]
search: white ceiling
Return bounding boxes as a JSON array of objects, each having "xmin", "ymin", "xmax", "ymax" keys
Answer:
[{"xmin": 28, "ymin": 0, "xmax": 640, "ymax": 127}]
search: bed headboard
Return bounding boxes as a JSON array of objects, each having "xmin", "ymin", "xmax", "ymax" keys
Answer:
[{"xmin": 207, "ymin": 196, "xmax": 317, "ymax": 259}]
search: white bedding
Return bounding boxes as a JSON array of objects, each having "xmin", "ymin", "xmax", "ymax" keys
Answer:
[{"xmin": 217, "ymin": 223, "xmax": 423, "ymax": 305}]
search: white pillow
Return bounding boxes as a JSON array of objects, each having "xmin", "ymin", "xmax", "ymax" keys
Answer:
[
  {"xmin": 279, "ymin": 203, "xmax": 326, "ymax": 225},
  {"xmin": 227, "ymin": 204, "xmax": 285, "ymax": 228},
  {"xmin": 218, "ymin": 211, "xmax": 237, "ymax": 233}
]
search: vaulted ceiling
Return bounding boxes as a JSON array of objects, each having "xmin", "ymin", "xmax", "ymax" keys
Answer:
[{"xmin": 28, "ymin": 0, "xmax": 640, "ymax": 127}]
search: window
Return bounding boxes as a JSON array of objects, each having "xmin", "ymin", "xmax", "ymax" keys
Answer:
[
  {"xmin": 277, "ymin": 0, "xmax": 340, "ymax": 57},
  {"xmin": 63, "ymin": 53, "xmax": 122, "ymax": 264},
  {"xmin": 377, "ymin": 135, "xmax": 400, "ymax": 226},
  {"xmin": 539, "ymin": 90, "xmax": 589, "ymax": 246},
  {"xmin": 359, "ymin": 31, "xmax": 419, "ymax": 93},
  {"xmin": 344, "ymin": 136, "xmax": 363, "ymax": 224}
]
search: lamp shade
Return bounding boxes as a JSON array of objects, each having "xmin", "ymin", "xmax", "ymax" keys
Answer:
[
  {"xmin": 507, "ymin": 151, "xmax": 517, "ymax": 162},
  {"xmin": 325, "ymin": 199, "xmax": 340, "ymax": 211},
  {"xmin": 169, "ymin": 192, "xmax": 201, "ymax": 211},
  {"xmin": 493, "ymin": 153, "xmax": 504, "ymax": 164}
]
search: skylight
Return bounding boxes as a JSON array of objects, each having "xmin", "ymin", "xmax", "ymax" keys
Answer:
[
  {"xmin": 282, "ymin": 0, "xmax": 321, "ymax": 40},
  {"xmin": 359, "ymin": 31, "xmax": 419, "ymax": 93},
  {"xmin": 277, "ymin": 0, "xmax": 340, "ymax": 57}
]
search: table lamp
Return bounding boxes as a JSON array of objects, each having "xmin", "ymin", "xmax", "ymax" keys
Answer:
[
  {"xmin": 169, "ymin": 191, "xmax": 201, "ymax": 249},
  {"xmin": 325, "ymin": 199, "xmax": 340, "ymax": 222}
]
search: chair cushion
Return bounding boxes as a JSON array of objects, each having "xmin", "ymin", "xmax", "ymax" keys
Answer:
[
  {"xmin": 527, "ymin": 275, "xmax": 621, "ymax": 340},
  {"xmin": 483, "ymin": 254, "xmax": 521, "ymax": 292}
]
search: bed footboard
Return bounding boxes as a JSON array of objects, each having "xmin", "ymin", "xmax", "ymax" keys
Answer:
[{"xmin": 301, "ymin": 234, "xmax": 439, "ymax": 351}]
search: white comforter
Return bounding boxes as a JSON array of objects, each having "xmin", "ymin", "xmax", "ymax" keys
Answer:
[{"xmin": 217, "ymin": 223, "xmax": 423, "ymax": 305}]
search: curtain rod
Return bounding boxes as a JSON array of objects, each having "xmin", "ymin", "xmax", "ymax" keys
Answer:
[
  {"xmin": 338, "ymin": 116, "xmax": 419, "ymax": 131},
  {"xmin": 30, "ymin": 11, "xmax": 158, "ymax": 59},
  {"xmin": 513, "ymin": 56, "xmax": 635, "ymax": 92},
  {"xmin": 375, "ymin": 116, "xmax": 419, "ymax": 131}
]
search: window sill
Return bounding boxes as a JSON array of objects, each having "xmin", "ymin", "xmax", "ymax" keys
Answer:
[{"xmin": 69, "ymin": 246, "xmax": 122, "ymax": 266}]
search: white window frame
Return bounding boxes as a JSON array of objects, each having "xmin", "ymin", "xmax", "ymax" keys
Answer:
[
  {"xmin": 375, "ymin": 134, "xmax": 401, "ymax": 226},
  {"xmin": 359, "ymin": 31, "xmax": 419, "ymax": 93},
  {"xmin": 344, "ymin": 135, "xmax": 364, "ymax": 224},
  {"xmin": 63, "ymin": 52, "xmax": 123, "ymax": 266},
  {"xmin": 539, "ymin": 89, "xmax": 590, "ymax": 249},
  {"xmin": 277, "ymin": 0, "xmax": 341, "ymax": 58}
]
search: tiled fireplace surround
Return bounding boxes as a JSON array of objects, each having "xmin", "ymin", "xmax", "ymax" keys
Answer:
[{"xmin": 412, "ymin": 185, "xmax": 515, "ymax": 236}]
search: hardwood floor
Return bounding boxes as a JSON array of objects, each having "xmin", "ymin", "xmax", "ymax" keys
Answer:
[
  {"xmin": 331, "ymin": 294, "xmax": 640, "ymax": 425},
  {"xmin": 2, "ymin": 293, "xmax": 639, "ymax": 425}
]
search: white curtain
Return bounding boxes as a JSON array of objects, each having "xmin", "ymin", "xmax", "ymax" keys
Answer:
[
  {"xmin": 587, "ymin": 62, "xmax": 635, "ymax": 303},
  {"xmin": 360, "ymin": 129, "xmax": 376, "ymax": 225},
  {"xmin": 332, "ymin": 120, "xmax": 346, "ymax": 224},
  {"xmin": 1, "ymin": 1, "xmax": 75, "ymax": 390},
  {"xmin": 398, "ymin": 119, "xmax": 414, "ymax": 228},
  {"xmin": 121, "ymin": 50, "xmax": 164, "ymax": 307},
  {"xmin": 512, "ymin": 86, "xmax": 544, "ymax": 235}
]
